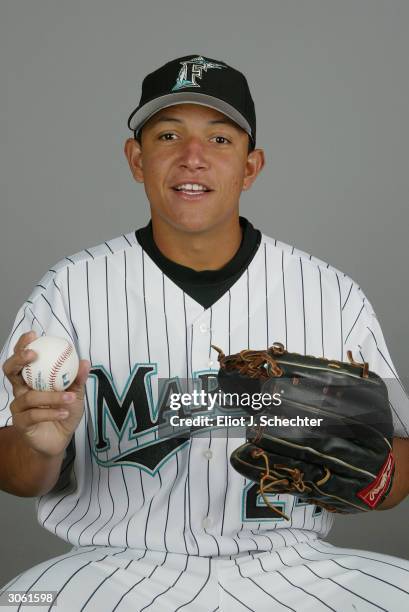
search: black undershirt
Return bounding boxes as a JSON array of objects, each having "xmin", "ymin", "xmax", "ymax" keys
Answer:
[{"xmin": 135, "ymin": 216, "xmax": 262, "ymax": 309}]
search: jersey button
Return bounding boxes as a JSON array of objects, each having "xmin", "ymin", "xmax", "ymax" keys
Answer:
[
  {"xmin": 202, "ymin": 517, "xmax": 212, "ymax": 528},
  {"xmin": 199, "ymin": 323, "xmax": 208, "ymax": 333},
  {"xmin": 203, "ymin": 450, "xmax": 213, "ymax": 460}
]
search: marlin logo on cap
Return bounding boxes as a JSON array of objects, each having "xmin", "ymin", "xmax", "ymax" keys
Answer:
[{"xmin": 171, "ymin": 55, "xmax": 226, "ymax": 91}]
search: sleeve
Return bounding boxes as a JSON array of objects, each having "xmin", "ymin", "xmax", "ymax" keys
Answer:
[
  {"xmin": 343, "ymin": 282, "xmax": 409, "ymax": 438},
  {"xmin": 0, "ymin": 267, "xmax": 78, "ymax": 429}
]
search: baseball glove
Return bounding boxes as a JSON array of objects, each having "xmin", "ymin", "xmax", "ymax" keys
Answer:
[{"xmin": 211, "ymin": 342, "xmax": 394, "ymax": 520}]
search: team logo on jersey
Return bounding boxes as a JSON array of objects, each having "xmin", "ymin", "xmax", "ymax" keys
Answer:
[
  {"xmin": 171, "ymin": 56, "xmax": 226, "ymax": 91},
  {"xmin": 89, "ymin": 365, "xmax": 216, "ymax": 475}
]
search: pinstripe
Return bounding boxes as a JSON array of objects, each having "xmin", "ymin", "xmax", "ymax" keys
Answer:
[
  {"xmin": 204, "ymin": 430, "xmax": 221, "ymax": 555},
  {"xmin": 142, "ymin": 251, "xmax": 150, "ymax": 363},
  {"xmin": 144, "ymin": 496, "xmax": 155, "ymax": 550},
  {"xmin": 275, "ymin": 567, "xmax": 336, "ymax": 610},
  {"xmin": 48, "ymin": 554, "xmax": 111, "ymax": 611},
  {"xmin": 318, "ymin": 266, "xmax": 324, "ymax": 357},
  {"xmin": 344, "ymin": 304, "xmax": 365, "ymax": 343},
  {"xmin": 183, "ymin": 292, "xmax": 188, "ymax": 380},
  {"xmin": 162, "ymin": 273, "xmax": 171, "ymax": 378},
  {"xmin": 63, "ymin": 422, "xmax": 96, "ymax": 541},
  {"xmin": 288, "ymin": 528, "xmax": 304, "ymax": 544},
  {"xmin": 39, "ymin": 459, "xmax": 77, "ymax": 526},
  {"xmin": 65, "ymin": 267, "xmax": 79, "ymax": 357},
  {"xmin": 331, "ymin": 557, "xmax": 409, "ymax": 595},
  {"xmin": 139, "ymin": 554, "xmax": 189, "ymax": 611},
  {"xmin": 124, "ymin": 250, "xmax": 131, "ymax": 375},
  {"xmin": 209, "ymin": 307, "xmax": 213, "ymax": 355},
  {"xmin": 282, "ymin": 251, "xmax": 288, "ymax": 349},
  {"xmin": 306, "ymin": 541, "xmax": 409, "ymax": 573},
  {"xmin": 250, "ymin": 530, "xmax": 275, "ymax": 550},
  {"xmin": 365, "ymin": 326, "xmax": 401, "ymax": 382},
  {"xmin": 291, "ymin": 546, "xmax": 389, "ymax": 610},
  {"xmin": 14, "ymin": 547, "xmax": 99, "ymax": 612},
  {"xmin": 219, "ymin": 584, "xmax": 256, "ymax": 611},
  {"xmin": 150, "ymin": 472, "xmax": 165, "ymax": 551},
  {"xmin": 25, "ymin": 306, "xmax": 46, "ymax": 334},
  {"xmin": 233, "ymin": 559, "xmax": 296, "ymax": 611},
  {"xmin": 174, "ymin": 558, "xmax": 212, "ymax": 611},
  {"xmin": 40, "ymin": 294, "xmax": 75, "ymax": 343},
  {"xmin": 43, "ymin": 420, "xmax": 91, "ymax": 534},
  {"xmin": 182, "ymin": 464, "xmax": 189, "ymax": 554},
  {"xmin": 273, "ymin": 549, "xmax": 338, "ymax": 610},
  {"xmin": 342, "ymin": 281, "xmax": 353, "ymax": 310},
  {"xmin": 187, "ymin": 437, "xmax": 200, "ymax": 555},
  {"xmin": 246, "ymin": 269, "xmax": 250, "ymax": 348},
  {"xmin": 80, "ymin": 566, "xmax": 121, "ymax": 611},
  {"xmin": 228, "ymin": 289, "xmax": 231, "ymax": 353},
  {"xmin": 111, "ymin": 564, "xmax": 159, "ymax": 612},
  {"xmin": 163, "ymin": 452, "xmax": 180, "ymax": 551},
  {"xmin": 300, "ymin": 258, "xmax": 306, "ymax": 354},
  {"xmin": 104, "ymin": 241, "xmax": 114, "ymax": 255},
  {"xmin": 264, "ymin": 244, "xmax": 269, "ymax": 346},
  {"xmin": 335, "ymin": 273, "xmax": 343, "ymax": 359},
  {"xmin": 77, "ymin": 435, "xmax": 101, "ymax": 544}
]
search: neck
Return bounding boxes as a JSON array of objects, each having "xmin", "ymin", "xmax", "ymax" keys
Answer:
[{"xmin": 150, "ymin": 215, "xmax": 243, "ymax": 271}]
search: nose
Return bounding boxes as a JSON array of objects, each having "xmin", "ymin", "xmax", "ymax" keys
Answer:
[{"xmin": 178, "ymin": 136, "xmax": 209, "ymax": 170}]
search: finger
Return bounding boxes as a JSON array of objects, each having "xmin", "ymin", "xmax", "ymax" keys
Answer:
[
  {"xmin": 2, "ymin": 349, "xmax": 39, "ymax": 398},
  {"xmin": 13, "ymin": 407, "xmax": 71, "ymax": 429},
  {"xmin": 13, "ymin": 330, "xmax": 37, "ymax": 353},
  {"xmin": 3, "ymin": 346, "xmax": 38, "ymax": 379},
  {"xmin": 11, "ymin": 389, "xmax": 76, "ymax": 415}
]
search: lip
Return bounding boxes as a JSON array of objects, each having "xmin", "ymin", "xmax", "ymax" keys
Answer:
[
  {"xmin": 171, "ymin": 181, "xmax": 212, "ymax": 191},
  {"xmin": 170, "ymin": 188, "xmax": 213, "ymax": 202}
]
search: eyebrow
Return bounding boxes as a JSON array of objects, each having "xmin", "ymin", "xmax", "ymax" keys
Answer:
[{"xmin": 150, "ymin": 115, "xmax": 240, "ymax": 129}]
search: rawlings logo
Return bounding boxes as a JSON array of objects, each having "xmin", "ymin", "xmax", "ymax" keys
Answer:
[{"xmin": 357, "ymin": 452, "xmax": 394, "ymax": 508}]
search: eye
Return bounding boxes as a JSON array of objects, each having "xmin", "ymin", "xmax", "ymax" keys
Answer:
[
  {"xmin": 212, "ymin": 136, "xmax": 231, "ymax": 144},
  {"xmin": 159, "ymin": 132, "xmax": 177, "ymax": 141}
]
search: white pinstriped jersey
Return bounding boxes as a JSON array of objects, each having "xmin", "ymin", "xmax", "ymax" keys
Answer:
[{"xmin": 1, "ymin": 229, "xmax": 408, "ymax": 556}]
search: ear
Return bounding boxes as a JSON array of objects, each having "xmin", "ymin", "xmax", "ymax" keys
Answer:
[
  {"xmin": 124, "ymin": 138, "xmax": 144, "ymax": 183},
  {"xmin": 242, "ymin": 148, "xmax": 265, "ymax": 191}
]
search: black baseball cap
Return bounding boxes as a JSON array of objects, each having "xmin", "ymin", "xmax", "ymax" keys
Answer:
[{"xmin": 127, "ymin": 54, "xmax": 256, "ymax": 149}]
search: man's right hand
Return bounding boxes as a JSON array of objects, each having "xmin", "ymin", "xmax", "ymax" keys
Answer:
[{"xmin": 2, "ymin": 330, "xmax": 91, "ymax": 458}]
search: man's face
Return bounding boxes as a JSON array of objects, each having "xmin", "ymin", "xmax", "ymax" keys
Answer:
[{"xmin": 124, "ymin": 104, "xmax": 264, "ymax": 234}]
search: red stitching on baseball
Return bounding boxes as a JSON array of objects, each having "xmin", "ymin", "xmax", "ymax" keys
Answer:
[
  {"xmin": 25, "ymin": 365, "xmax": 33, "ymax": 387},
  {"xmin": 48, "ymin": 343, "xmax": 73, "ymax": 391}
]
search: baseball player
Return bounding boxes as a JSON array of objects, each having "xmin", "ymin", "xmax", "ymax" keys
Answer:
[{"xmin": 1, "ymin": 54, "xmax": 409, "ymax": 611}]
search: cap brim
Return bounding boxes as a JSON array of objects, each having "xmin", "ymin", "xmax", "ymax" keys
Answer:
[{"xmin": 128, "ymin": 92, "xmax": 252, "ymax": 139}]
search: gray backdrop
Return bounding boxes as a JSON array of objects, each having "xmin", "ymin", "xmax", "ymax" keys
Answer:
[{"xmin": 1, "ymin": 0, "xmax": 408, "ymax": 586}]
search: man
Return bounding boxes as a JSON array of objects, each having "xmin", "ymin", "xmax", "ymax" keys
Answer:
[{"xmin": 1, "ymin": 54, "xmax": 409, "ymax": 611}]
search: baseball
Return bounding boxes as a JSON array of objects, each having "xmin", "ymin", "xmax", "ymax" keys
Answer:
[{"xmin": 22, "ymin": 336, "xmax": 80, "ymax": 392}]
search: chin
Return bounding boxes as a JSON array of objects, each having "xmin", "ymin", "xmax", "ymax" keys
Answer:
[{"xmin": 158, "ymin": 206, "xmax": 223, "ymax": 235}]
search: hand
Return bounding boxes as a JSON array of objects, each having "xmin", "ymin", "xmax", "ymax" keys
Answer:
[{"xmin": 2, "ymin": 330, "xmax": 91, "ymax": 457}]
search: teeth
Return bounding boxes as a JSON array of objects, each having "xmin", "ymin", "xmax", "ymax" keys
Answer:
[{"xmin": 175, "ymin": 183, "xmax": 208, "ymax": 192}]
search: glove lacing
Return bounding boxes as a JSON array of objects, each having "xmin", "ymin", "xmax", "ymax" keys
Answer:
[{"xmin": 252, "ymin": 448, "xmax": 336, "ymax": 520}]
